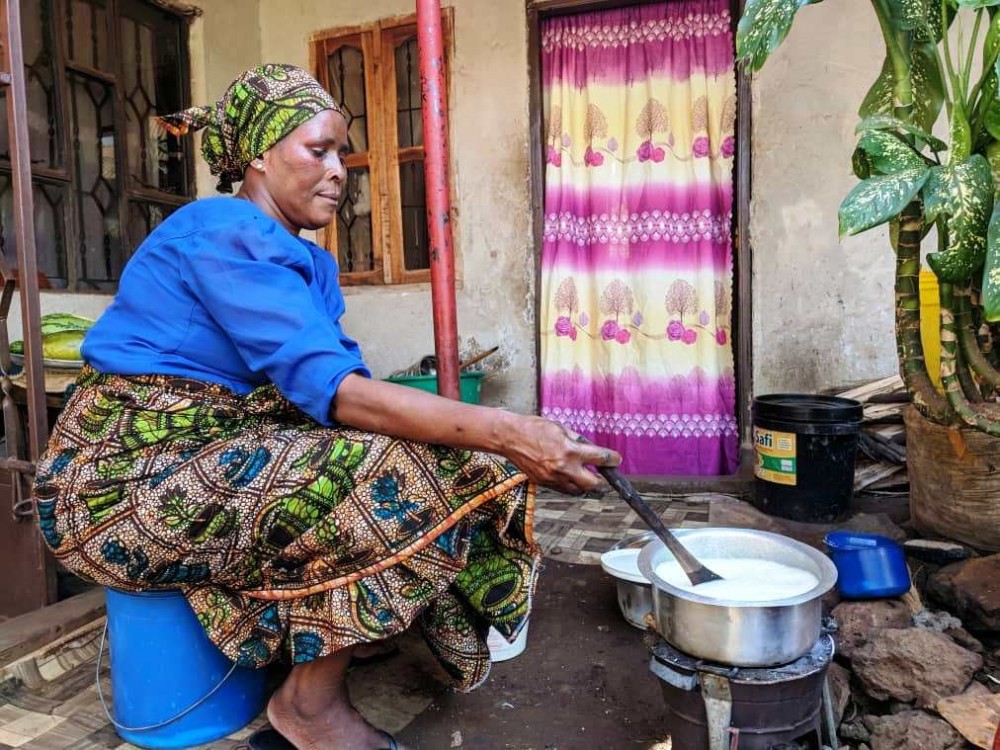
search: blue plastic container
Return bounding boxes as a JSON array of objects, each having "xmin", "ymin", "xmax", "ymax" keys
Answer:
[
  {"xmin": 824, "ymin": 532, "xmax": 911, "ymax": 599},
  {"xmin": 102, "ymin": 588, "xmax": 268, "ymax": 749}
]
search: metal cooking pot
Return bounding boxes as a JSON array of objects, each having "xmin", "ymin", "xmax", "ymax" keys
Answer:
[
  {"xmin": 637, "ymin": 527, "xmax": 838, "ymax": 667},
  {"xmin": 602, "ymin": 531, "xmax": 656, "ymax": 629}
]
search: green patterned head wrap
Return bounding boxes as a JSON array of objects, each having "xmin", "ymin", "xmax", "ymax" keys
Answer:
[{"xmin": 157, "ymin": 63, "xmax": 342, "ymax": 194}]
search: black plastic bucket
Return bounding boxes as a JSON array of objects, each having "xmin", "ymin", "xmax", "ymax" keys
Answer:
[{"xmin": 751, "ymin": 394, "xmax": 863, "ymax": 523}]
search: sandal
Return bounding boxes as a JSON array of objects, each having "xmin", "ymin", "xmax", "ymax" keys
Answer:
[
  {"xmin": 247, "ymin": 729, "xmax": 293, "ymax": 750},
  {"xmin": 247, "ymin": 727, "xmax": 400, "ymax": 750}
]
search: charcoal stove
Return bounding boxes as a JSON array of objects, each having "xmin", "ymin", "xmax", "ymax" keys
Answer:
[{"xmin": 648, "ymin": 633, "xmax": 834, "ymax": 750}]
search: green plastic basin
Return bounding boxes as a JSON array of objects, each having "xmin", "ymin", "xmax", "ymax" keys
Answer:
[{"xmin": 385, "ymin": 370, "xmax": 484, "ymax": 404}]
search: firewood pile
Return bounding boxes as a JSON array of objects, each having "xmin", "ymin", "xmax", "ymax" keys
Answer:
[{"xmin": 835, "ymin": 376, "xmax": 910, "ymax": 493}]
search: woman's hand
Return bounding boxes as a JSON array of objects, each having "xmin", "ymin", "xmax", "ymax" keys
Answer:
[{"xmin": 501, "ymin": 415, "xmax": 621, "ymax": 495}]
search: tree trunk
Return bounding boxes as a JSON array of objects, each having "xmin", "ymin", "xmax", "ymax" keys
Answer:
[
  {"xmin": 940, "ymin": 283, "xmax": 1000, "ymax": 435},
  {"xmin": 957, "ymin": 286, "xmax": 1000, "ymax": 387},
  {"xmin": 894, "ymin": 201, "xmax": 954, "ymax": 423}
]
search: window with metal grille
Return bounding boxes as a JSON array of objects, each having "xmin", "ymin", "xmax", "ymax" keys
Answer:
[
  {"xmin": 1, "ymin": 0, "xmax": 192, "ymax": 292},
  {"xmin": 311, "ymin": 12, "xmax": 452, "ymax": 286}
]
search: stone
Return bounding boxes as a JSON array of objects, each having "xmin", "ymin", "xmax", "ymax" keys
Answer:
[
  {"xmin": 827, "ymin": 661, "xmax": 851, "ymax": 724},
  {"xmin": 913, "ymin": 609, "xmax": 963, "ymax": 633},
  {"xmin": 868, "ymin": 711, "xmax": 965, "ymax": 750},
  {"xmin": 839, "ymin": 720, "xmax": 870, "ymax": 743},
  {"xmin": 832, "ymin": 600, "xmax": 912, "ymax": 660},
  {"xmin": 927, "ymin": 555, "xmax": 1000, "ymax": 632},
  {"xmin": 962, "ymin": 681, "xmax": 992, "ymax": 699},
  {"xmin": 937, "ymin": 690, "xmax": 1000, "ymax": 749},
  {"xmin": 851, "ymin": 628, "xmax": 983, "ymax": 708},
  {"xmin": 947, "ymin": 627, "xmax": 985, "ymax": 654},
  {"xmin": 903, "ymin": 539, "xmax": 973, "ymax": 566}
]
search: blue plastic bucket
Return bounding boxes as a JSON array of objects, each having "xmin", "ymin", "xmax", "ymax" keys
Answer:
[
  {"xmin": 102, "ymin": 588, "xmax": 268, "ymax": 749},
  {"xmin": 824, "ymin": 532, "xmax": 911, "ymax": 599}
]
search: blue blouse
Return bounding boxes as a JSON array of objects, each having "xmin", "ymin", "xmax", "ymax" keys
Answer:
[{"xmin": 83, "ymin": 197, "xmax": 370, "ymax": 425}]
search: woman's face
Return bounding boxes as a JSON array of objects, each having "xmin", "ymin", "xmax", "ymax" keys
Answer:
[{"xmin": 259, "ymin": 109, "xmax": 349, "ymax": 232}]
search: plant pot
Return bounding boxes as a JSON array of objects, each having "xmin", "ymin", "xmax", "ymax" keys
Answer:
[{"xmin": 905, "ymin": 406, "xmax": 1000, "ymax": 553}]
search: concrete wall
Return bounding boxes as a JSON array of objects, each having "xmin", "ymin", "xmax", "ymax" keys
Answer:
[
  {"xmin": 188, "ymin": 0, "xmax": 264, "ymax": 195},
  {"xmin": 749, "ymin": 0, "xmax": 897, "ymax": 394},
  {"xmin": 252, "ymin": 0, "xmax": 536, "ymax": 412}
]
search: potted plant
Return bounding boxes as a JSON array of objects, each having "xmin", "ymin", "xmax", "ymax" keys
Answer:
[{"xmin": 737, "ymin": 0, "xmax": 1000, "ymax": 549}]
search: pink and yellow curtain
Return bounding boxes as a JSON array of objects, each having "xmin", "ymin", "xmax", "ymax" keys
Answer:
[{"xmin": 539, "ymin": 1, "xmax": 739, "ymax": 476}]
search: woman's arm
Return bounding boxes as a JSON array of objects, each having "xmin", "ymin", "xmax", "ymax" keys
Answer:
[{"xmin": 332, "ymin": 373, "xmax": 619, "ymax": 495}]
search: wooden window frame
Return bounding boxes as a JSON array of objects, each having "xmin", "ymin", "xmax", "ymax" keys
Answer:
[{"xmin": 311, "ymin": 10, "xmax": 453, "ymax": 287}]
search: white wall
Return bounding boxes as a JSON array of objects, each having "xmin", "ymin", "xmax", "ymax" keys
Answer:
[{"xmin": 749, "ymin": 0, "xmax": 898, "ymax": 394}]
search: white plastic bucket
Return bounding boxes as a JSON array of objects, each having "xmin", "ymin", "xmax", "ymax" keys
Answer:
[{"xmin": 486, "ymin": 621, "xmax": 529, "ymax": 662}]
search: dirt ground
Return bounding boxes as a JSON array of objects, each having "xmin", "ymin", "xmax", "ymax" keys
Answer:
[{"xmin": 396, "ymin": 559, "xmax": 668, "ymax": 750}]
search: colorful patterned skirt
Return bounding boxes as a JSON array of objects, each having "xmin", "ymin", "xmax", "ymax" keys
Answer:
[{"xmin": 33, "ymin": 368, "xmax": 539, "ymax": 690}]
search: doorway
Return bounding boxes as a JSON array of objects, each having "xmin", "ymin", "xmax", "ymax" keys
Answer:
[{"xmin": 527, "ymin": 0, "xmax": 753, "ymax": 483}]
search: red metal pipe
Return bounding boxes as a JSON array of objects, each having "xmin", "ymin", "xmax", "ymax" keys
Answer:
[{"xmin": 416, "ymin": 0, "xmax": 460, "ymax": 401}]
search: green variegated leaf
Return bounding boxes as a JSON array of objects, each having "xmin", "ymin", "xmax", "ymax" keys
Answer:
[
  {"xmin": 922, "ymin": 166, "xmax": 947, "ymax": 223},
  {"xmin": 736, "ymin": 0, "xmax": 819, "ymax": 72},
  {"xmin": 983, "ymin": 55, "xmax": 1000, "ymax": 139},
  {"xmin": 980, "ymin": 66, "xmax": 1000, "ymax": 140},
  {"xmin": 950, "ymin": 102, "xmax": 973, "ymax": 161},
  {"xmin": 896, "ymin": 0, "xmax": 928, "ymax": 26},
  {"xmin": 911, "ymin": 42, "xmax": 945, "ymax": 134},
  {"xmin": 857, "ymin": 130, "xmax": 929, "ymax": 173},
  {"xmin": 986, "ymin": 140, "xmax": 1000, "ymax": 187},
  {"xmin": 983, "ymin": 203, "xmax": 1000, "ymax": 321},
  {"xmin": 982, "ymin": 61, "xmax": 999, "ymax": 106},
  {"xmin": 927, "ymin": 0, "xmax": 957, "ymax": 41},
  {"xmin": 859, "ymin": 58, "xmax": 895, "ymax": 119},
  {"xmin": 984, "ymin": 99, "xmax": 1000, "ymax": 141},
  {"xmin": 924, "ymin": 156, "xmax": 994, "ymax": 282},
  {"xmin": 923, "ymin": 157, "xmax": 993, "ymax": 222},
  {"xmin": 839, "ymin": 168, "xmax": 932, "ymax": 238},
  {"xmin": 986, "ymin": 12, "xmax": 1000, "ymax": 61},
  {"xmin": 856, "ymin": 115, "xmax": 948, "ymax": 152},
  {"xmin": 890, "ymin": 0, "xmax": 934, "ymax": 37},
  {"xmin": 857, "ymin": 46, "xmax": 941, "ymax": 131}
]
